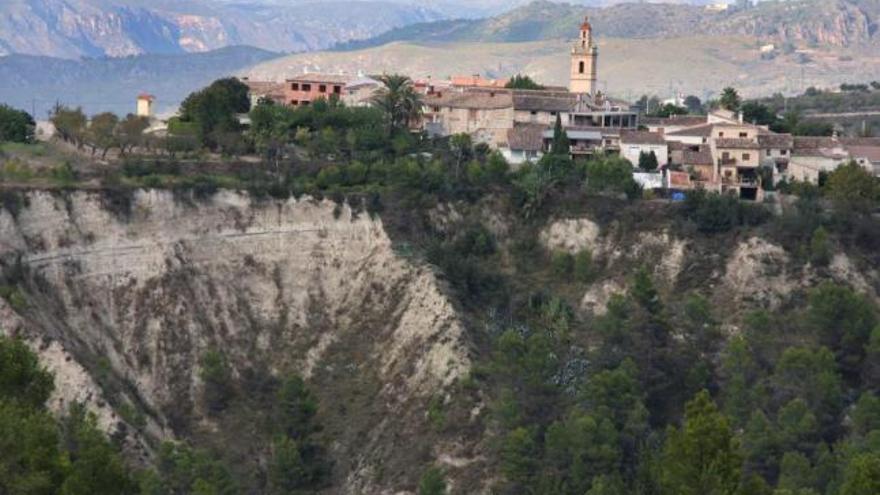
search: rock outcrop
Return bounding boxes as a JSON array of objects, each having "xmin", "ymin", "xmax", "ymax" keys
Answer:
[{"xmin": 0, "ymin": 190, "xmax": 469, "ymax": 492}]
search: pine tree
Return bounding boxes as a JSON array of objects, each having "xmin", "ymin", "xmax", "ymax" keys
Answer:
[{"xmin": 661, "ymin": 391, "xmax": 742, "ymax": 495}]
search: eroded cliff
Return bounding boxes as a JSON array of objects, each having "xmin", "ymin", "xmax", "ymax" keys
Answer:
[{"xmin": 0, "ymin": 190, "xmax": 471, "ymax": 493}]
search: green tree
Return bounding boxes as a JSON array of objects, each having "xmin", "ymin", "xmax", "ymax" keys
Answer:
[
  {"xmin": 840, "ymin": 454, "xmax": 880, "ymax": 495},
  {"xmin": 418, "ymin": 466, "xmax": 447, "ymax": 495},
  {"xmin": 825, "ymin": 161, "xmax": 880, "ymax": 213},
  {"xmin": 661, "ymin": 390, "xmax": 742, "ymax": 495},
  {"xmin": 506, "ymin": 74, "xmax": 544, "ymax": 90},
  {"xmin": 573, "ymin": 249, "xmax": 594, "ymax": 283},
  {"xmin": 741, "ymin": 101, "xmax": 777, "ymax": 126},
  {"xmin": 267, "ymin": 436, "xmax": 309, "ymax": 495},
  {"xmin": 87, "ymin": 112, "xmax": 119, "ymax": 158},
  {"xmin": 851, "ymin": 393, "xmax": 880, "ymax": 437},
  {"xmin": 585, "ymin": 155, "xmax": 640, "ymax": 199},
  {"xmin": 807, "ymin": 284, "xmax": 877, "ymax": 384},
  {"xmin": 631, "ymin": 267, "xmax": 662, "ymax": 315},
  {"xmin": 500, "ymin": 427, "xmax": 538, "ymax": 488},
  {"xmin": 117, "ymin": 114, "xmax": 150, "ymax": 155},
  {"xmin": 808, "ymin": 226, "xmax": 831, "ymax": 266},
  {"xmin": 50, "ymin": 105, "xmax": 87, "ymax": 148},
  {"xmin": 154, "ymin": 442, "xmax": 238, "ymax": 495},
  {"xmin": 683, "ymin": 95, "xmax": 703, "ymax": 114},
  {"xmin": 0, "ymin": 400, "xmax": 65, "ymax": 495},
  {"xmin": 718, "ymin": 346, "xmax": 753, "ymax": 421},
  {"xmin": 371, "ymin": 74, "xmax": 423, "ymax": 136},
  {"xmin": 200, "ymin": 350, "xmax": 233, "ymax": 414},
  {"xmin": 720, "ymin": 87, "xmax": 742, "ymax": 113},
  {"xmin": 179, "ymin": 78, "xmax": 250, "ymax": 148},
  {"xmin": 542, "ymin": 412, "xmax": 621, "ymax": 493},
  {"xmin": 0, "ymin": 104, "xmax": 36, "ymax": 143},
  {"xmin": 0, "ymin": 336, "xmax": 54, "ymax": 408},
  {"xmin": 638, "ymin": 151, "xmax": 659, "ymax": 171},
  {"xmin": 59, "ymin": 404, "xmax": 135, "ymax": 495},
  {"xmin": 551, "ymin": 114, "xmax": 570, "ymax": 156},
  {"xmin": 276, "ymin": 374, "xmax": 319, "ymax": 442},
  {"xmin": 772, "ymin": 347, "xmax": 843, "ymax": 435},
  {"xmin": 777, "ymin": 451, "xmax": 815, "ymax": 492}
]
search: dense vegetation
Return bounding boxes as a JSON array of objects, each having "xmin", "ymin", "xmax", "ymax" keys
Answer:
[{"xmin": 2, "ymin": 76, "xmax": 880, "ymax": 493}]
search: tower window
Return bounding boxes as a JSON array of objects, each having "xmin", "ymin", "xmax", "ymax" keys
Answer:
[{"xmin": 579, "ymin": 61, "xmax": 585, "ymax": 74}]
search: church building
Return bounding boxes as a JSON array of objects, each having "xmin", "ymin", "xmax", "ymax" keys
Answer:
[{"xmin": 570, "ymin": 17, "xmax": 598, "ymax": 95}]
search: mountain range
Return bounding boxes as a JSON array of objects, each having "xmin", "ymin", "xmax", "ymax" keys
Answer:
[
  {"xmin": 5, "ymin": 0, "xmax": 880, "ymax": 116},
  {"xmin": 337, "ymin": 0, "xmax": 880, "ymax": 50},
  {"xmin": 0, "ymin": 0, "xmax": 443, "ymax": 59}
]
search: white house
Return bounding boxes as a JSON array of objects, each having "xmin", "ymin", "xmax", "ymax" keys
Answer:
[{"xmin": 620, "ymin": 130, "xmax": 668, "ymax": 168}]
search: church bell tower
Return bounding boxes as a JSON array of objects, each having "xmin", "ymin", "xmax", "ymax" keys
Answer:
[{"xmin": 570, "ymin": 16, "xmax": 598, "ymax": 95}]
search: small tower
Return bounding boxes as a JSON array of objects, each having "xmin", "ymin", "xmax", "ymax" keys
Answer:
[
  {"xmin": 570, "ymin": 16, "xmax": 598, "ymax": 96},
  {"xmin": 136, "ymin": 93, "xmax": 155, "ymax": 118}
]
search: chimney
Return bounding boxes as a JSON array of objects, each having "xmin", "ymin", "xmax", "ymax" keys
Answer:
[{"xmin": 739, "ymin": 112, "xmax": 744, "ymax": 125}]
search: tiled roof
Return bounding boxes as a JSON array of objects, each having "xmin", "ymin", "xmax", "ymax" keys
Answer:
[
  {"xmin": 757, "ymin": 133, "xmax": 794, "ymax": 148},
  {"xmin": 666, "ymin": 123, "xmax": 714, "ymax": 137},
  {"xmin": 682, "ymin": 147, "xmax": 713, "ymax": 166},
  {"xmin": 512, "ymin": 90, "xmax": 576, "ymax": 112},
  {"xmin": 793, "ymin": 136, "xmax": 838, "ymax": 150},
  {"xmin": 287, "ymin": 73, "xmax": 354, "ymax": 84},
  {"xmin": 641, "ymin": 115, "xmax": 707, "ymax": 128},
  {"xmin": 424, "ymin": 91, "xmax": 514, "ymax": 110},
  {"xmin": 715, "ymin": 138, "xmax": 761, "ymax": 149},
  {"xmin": 846, "ymin": 145, "xmax": 880, "ymax": 162},
  {"xmin": 507, "ymin": 124, "xmax": 547, "ymax": 152},
  {"xmin": 620, "ymin": 130, "xmax": 666, "ymax": 145}
]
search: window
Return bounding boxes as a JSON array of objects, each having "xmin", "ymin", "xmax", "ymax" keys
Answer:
[
  {"xmin": 781, "ymin": 150, "xmax": 788, "ymax": 156},
  {"xmin": 432, "ymin": 106, "xmax": 440, "ymax": 113},
  {"xmin": 290, "ymin": 100, "xmax": 298, "ymax": 106},
  {"xmin": 333, "ymin": 85, "xmax": 342, "ymax": 94},
  {"xmin": 739, "ymin": 132, "xmax": 748, "ymax": 138},
  {"xmin": 302, "ymin": 84, "xmax": 312, "ymax": 91},
  {"xmin": 579, "ymin": 61, "xmax": 585, "ymax": 74},
  {"xmin": 530, "ymin": 110, "xmax": 538, "ymax": 115},
  {"xmin": 743, "ymin": 153, "xmax": 751, "ymax": 161},
  {"xmin": 319, "ymin": 84, "xmax": 327, "ymax": 93},
  {"xmin": 551, "ymin": 111, "xmax": 557, "ymax": 116},
  {"xmin": 718, "ymin": 132, "xmax": 725, "ymax": 137},
  {"xmin": 722, "ymin": 152, "xmax": 730, "ymax": 161},
  {"xmin": 291, "ymin": 83, "xmax": 299, "ymax": 90}
]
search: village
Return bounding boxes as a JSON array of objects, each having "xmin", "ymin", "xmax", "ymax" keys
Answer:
[{"xmin": 225, "ymin": 17, "xmax": 880, "ymax": 201}]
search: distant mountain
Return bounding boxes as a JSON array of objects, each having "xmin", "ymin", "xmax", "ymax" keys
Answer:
[
  {"xmin": 337, "ymin": 0, "xmax": 880, "ymax": 50},
  {"xmin": 0, "ymin": 46, "xmax": 281, "ymax": 116},
  {"xmin": 0, "ymin": 0, "xmax": 443, "ymax": 59}
]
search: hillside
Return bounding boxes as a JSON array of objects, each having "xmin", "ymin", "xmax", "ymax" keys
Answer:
[
  {"xmin": 339, "ymin": 0, "xmax": 880, "ymax": 50},
  {"xmin": 0, "ymin": 154, "xmax": 879, "ymax": 492},
  {"xmin": 0, "ymin": 0, "xmax": 442, "ymax": 59},
  {"xmin": 0, "ymin": 46, "xmax": 281, "ymax": 116},
  {"xmin": 247, "ymin": 37, "xmax": 880, "ymax": 99}
]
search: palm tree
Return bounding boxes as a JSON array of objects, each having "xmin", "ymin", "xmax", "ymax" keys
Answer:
[{"xmin": 371, "ymin": 74, "xmax": 423, "ymax": 135}]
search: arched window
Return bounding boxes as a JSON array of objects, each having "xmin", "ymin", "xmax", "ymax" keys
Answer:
[{"xmin": 579, "ymin": 61, "xmax": 585, "ymax": 74}]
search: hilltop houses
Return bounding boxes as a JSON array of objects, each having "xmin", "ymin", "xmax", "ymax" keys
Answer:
[{"xmin": 238, "ymin": 15, "xmax": 880, "ymax": 199}]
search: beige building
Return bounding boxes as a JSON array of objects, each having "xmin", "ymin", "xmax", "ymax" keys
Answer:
[
  {"xmin": 422, "ymin": 90, "xmax": 515, "ymax": 147},
  {"xmin": 136, "ymin": 94, "xmax": 155, "ymax": 118},
  {"xmin": 570, "ymin": 17, "xmax": 598, "ymax": 95}
]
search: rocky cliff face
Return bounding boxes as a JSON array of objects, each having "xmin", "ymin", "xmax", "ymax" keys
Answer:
[{"xmin": 0, "ymin": 190, "xmax": 470, "ymax": 492}]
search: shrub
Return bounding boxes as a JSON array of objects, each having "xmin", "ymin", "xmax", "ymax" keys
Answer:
[
  {"xmin": 551, "ymin": 251, "xmax": 574, "ymax": 279},
  {"xmin": 809, "ymin": 226, "xmax": 832, "ymax": 266},
  {"xmin": 574, "ymin": 249, "xmax": 594, "ymax": 283}
]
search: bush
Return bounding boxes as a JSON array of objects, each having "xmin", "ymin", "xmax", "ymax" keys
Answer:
[
  {"xmin": 682, "ymin": 190, "xmax": 769, "ymax": 234},
  {"xmin": 551, "ymin": 251, "xmax": 574, "ymax": 280},
  {"xmin": 809, "ymin": 226, "xmax": 832, "ymax": 266},
  {"xmin": 200, "ymin": 350, "xmax": 233, "ymax": 414},
  {"xmin": 574, "ymin": 249, "xmax": 594, "ymax": 283}
]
